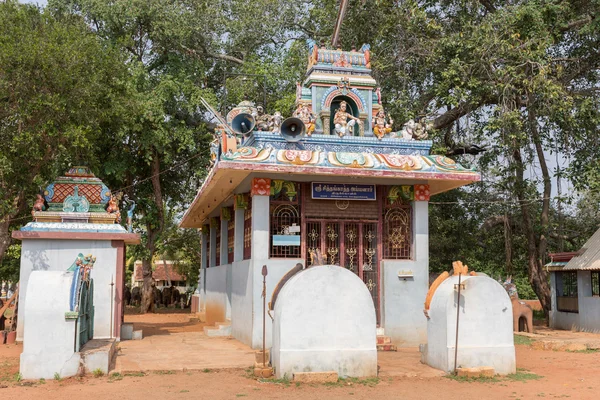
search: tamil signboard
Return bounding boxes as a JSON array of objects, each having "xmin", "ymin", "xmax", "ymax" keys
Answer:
[{"xmin": 311, "ymin": 182, "xmax": 376, "ymax": 201}]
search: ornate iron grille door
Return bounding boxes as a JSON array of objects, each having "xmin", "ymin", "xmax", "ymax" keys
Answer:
[
  {"xmin": 77, "ymin": 280, "xmax": 94, "ymax": 350},
  {"xmin": 362, "ymin": 222, "xmax": 379, "ymax": 322},
  {"xmin": 344, "ymin": 222, "xmax": 359, "ymax": 274},
  {"xmin": 305, "ymin": 219, "xmax": 380, "ymax": 324},
  {"xmin": 325, "ymin": 223, "xmax": 340, "ymax": 265},
  {"xmin": 306, "ymin": 221, "xmax": 321, "ymax": 267}
]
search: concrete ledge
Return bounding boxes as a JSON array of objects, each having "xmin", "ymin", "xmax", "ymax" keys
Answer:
[
  {"xmin": 121, "ymin": 323, "xmax": 134, "ymax": 340},
  {"xmin": 456, "ymin": 367, "xmax": 495, "ymax": 378},
  {"xmin": 293, "ymin": 371, "xmax": 338, "ymax": 383},
  {"xmin": 81, "ymin": 339, "xmax": 117, "ymax": 374}
]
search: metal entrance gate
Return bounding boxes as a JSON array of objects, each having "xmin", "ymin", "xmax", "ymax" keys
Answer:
[
  {"xmin": 306, "ymin": 220, "xmax": 380, "ymax": 324},
  {"xmin": 77, "ymin": 280, "xmax": 94, "ymax": 350}
]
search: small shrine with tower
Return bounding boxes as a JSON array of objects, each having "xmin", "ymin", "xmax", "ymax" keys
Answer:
[{"xmin": 182, "ymin": 40, "xmax": 481, "ymax": 351}]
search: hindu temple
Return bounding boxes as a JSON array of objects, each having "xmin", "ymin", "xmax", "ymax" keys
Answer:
[{"xmin": 181, "ymin": 40, "xmax": 481, "ymax": 352}]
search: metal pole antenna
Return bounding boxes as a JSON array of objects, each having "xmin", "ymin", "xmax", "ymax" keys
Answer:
[
  {"xmin": 454, "ymin": 272, "xmax": 462, "ymax": 373},
  {"xmin": 261, "ymin": 265, "xmax": 268, "ymax": 368}
]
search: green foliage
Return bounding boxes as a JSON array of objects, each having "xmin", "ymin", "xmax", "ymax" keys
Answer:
[
  {"xmin": 514, "ymin": 334, "xmax": 535, "ymax": 346},
  {"xmin": 53, "ymin": 372, "xmax": 61, "ymax": 381},
  {"xmin": 2, "ymin": 0, "xmax": 599, "ymax": 304},
  {"xmin": 0, "ymin": 0, "xmax": 130, "ymax": 270},
  {"xmin": 92, "ymin": 368, "xmax": 104, "ymax": 378}
]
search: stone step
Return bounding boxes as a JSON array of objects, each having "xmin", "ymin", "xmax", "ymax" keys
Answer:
[
  {"xmin": 203, "ymin": 321, "xmax": 232, "ymax": 337},
  {"xmin": 377, "ymin": 344, "xmax": 397, "ymax": 352},
  {"xmin": 255, "ymin": 349, "xmax": 270, "ymax": 364},
  {"xmin": 376, "ymin": 335, "xmax": 392, "ymax": 345}
]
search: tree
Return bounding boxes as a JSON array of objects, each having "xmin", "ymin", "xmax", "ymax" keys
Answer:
[
  {"xmin": 0, "ymin": 1, "xmax": 129, "ymax": 267},
  {"xmin": 50, "ymin": 0, "xmax": 220, "ymax": 312},
  {"xmin": 314, "ymin": 0, "xmax": 600, "ymax": 315}
]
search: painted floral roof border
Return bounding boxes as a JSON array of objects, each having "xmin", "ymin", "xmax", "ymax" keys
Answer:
[{"xmin": 220, "ymin": 147, "xmax": 476, "ymax": 174}]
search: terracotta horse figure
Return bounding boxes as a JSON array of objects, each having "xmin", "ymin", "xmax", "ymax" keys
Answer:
[{"xmin": 502, "ymin": 276, "xmax": 533, "ymax": 333}]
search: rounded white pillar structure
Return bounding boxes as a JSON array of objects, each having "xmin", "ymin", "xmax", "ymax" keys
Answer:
[{"xmin": 272, "ymin": 265, "xmax": 377, "ymax": 378}]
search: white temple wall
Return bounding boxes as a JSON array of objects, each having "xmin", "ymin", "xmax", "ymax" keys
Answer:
[
  {"xmin": 231, "ymin": 260, "xmax": 253, "ymax": 345},
  {"xmin": 17, "ymin": 239, "xmax": 118, "ymax": 342},
  {"xmin": 205, "ymin": 264, "xmax": 228, "ymax": 325},
  {"xmin": 381, "ymin": 200, "xmax": 428, "ymax": 346},
  {"xmin": 251, "ymin": 258, "xmax": 304, "ymax": 350}
]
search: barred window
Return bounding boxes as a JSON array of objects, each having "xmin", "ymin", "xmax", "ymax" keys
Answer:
[
  {"xmin": 270, "ymin": 182, "xmax": 300, "ymax": 258},
  {"xmin": 382, "ymin": 188, "xmax": 412, "ymax": 259},
  {"xmin": 557, "ymin": 271, "xmax": 578, "ymax": 297},
  {"xmin": 243, "ymin": 199, "xmax": 252, "ymax": 260},
  {"xmin": 556, "ymin": 271, "xmax": 578, "ymax": 313},
  {"xmin": 592, "ymin": 272, "xmax": 600, "ymax": 297}
]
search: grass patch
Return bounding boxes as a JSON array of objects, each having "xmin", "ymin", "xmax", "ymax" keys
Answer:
[
  {"xmin": 324, "ymin": 377, "xmax": 380, "ymax": 387},
  {"xmin": 180, "ymin": 390, "xmax": 189, "ymax": 393},
  {"xmin": 39, "ymin": 378, "xmax": 46, "ymax": 385},
  {"xmin": 258, "ymin": 374, "xmax": 291, "ymax": 387},
  {"xmin": 566, "ymin": 348, "xmax": 599, "ymax": 354},
  {"xmin": 109, "ymin": 373, "xmax": 123, "ymax": 382},
  {"xmin": 445, "ymin": 368, "xmax": 542, "ymax": 384},
  {"xmin": 124, "ymin": 371, "xmax": 146, "ymax": 377},
  {"xmin": 445, "ymin": 374, "xmax": 501, "ymax": 383},
  {"xmin": 506, "ymin": 369, "xmax": 543, "ymax": 382},
  {"xmin": 53, "ymin": 372, "xmax": 62, "ymax": 381},
  {"xmin": 92, "ymin": 368, "xmax": 105, "ymax": 378},
  {"xmin": 202, "ymin": 368, "xmax": 212, "ymax": 373},
  {"xmin": 153, "ymin": 370, "xmax": 175, "ymax": 375},
  {"xmin": 514, "ymin": 334, "xmax": 535, "ymax": 346},
  {"xmin": 236, "ymin": 394, "xmax": 247, "ymax": 397}
]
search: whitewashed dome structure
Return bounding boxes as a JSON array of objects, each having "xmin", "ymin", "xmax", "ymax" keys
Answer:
[{"xmin": 422, "ymin": 264, "xmax": 516, "ymax": 375}]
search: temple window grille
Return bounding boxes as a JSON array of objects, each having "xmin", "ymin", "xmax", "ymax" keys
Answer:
[
  {"xmin": 270, "ymin": 184, "xmax": 301, "ymax": 258},
  {"xmin": 227, "ymin": 218, "xmax": 235, "ymax": 264},
  {"xmin": 592, "ymin": 271, "xmax": 600, "ymax": 297},
  {"xmin": 306, "ymin": 221, "xmax": 322, "ymax": 267},
  {"xmin": 382, "ymin": 190, "xmax": 412, "ymax": 259},
  {"xmin": 243, "ymin": 199, "xmax": 252, "ymax": 260},
  {"xmin": 215, "ymin": 223, "xmax": 221, "ymax": 266},
  {"xmin": 556, "ymin": 271, "xmax": 578, "ymax": 313}
]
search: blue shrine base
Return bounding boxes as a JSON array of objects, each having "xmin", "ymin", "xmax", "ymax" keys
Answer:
[{"xmin": 244, "ymin": 131, "xmax": 432, "ymax": 155}]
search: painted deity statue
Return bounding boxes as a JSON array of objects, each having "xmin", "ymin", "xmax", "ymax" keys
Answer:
[
  {"xmin": 106, "ymin": 195, "xmax": 121, "ymax": 223},
  {"xmin": 31, "ymin": 193, "xmax": 45, "ymax": 216},
  {"xmin": 272, "ymin": 111, "xmax": 283, "ymax": 133},
  {"xmin": 373, "ymin": 109, "xmax": 393, "ymax": 140},
  {"xmin": 254, "ymin": 106, "xmax": 273, "ymax": 132},
  {"xmin": 334, "ymin": 101, "xmax": 361, "ymax": 137},
  {"xmin": 293, "ymin": 103, "xmax": 316, "ymax": 136}
]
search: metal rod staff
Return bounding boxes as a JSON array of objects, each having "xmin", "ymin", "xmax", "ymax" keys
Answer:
[{"xmin": 454, "ymin": 272, "xmax": 462, "ymax": 373}]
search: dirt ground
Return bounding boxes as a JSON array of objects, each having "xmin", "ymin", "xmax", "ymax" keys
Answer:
[{"xmin": 2, "ymin": 310, "xmax": 600, "ymax": 400}]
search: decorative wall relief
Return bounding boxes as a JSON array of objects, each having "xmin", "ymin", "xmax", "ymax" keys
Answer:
[
  {"xmin": 414, "ymin": 184, "xmax": 431, "ymax": 201},
  {"xmin": 251, "ymin": 178, "xmax": 271, "ymax": 196}
]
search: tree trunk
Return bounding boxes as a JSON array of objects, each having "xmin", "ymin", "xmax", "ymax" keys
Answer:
[
  {"xmin": 512, "ymin": 145, "xmax": 552, "ymax": 316},
  {"xmin": 0, "ymin": 192, "xmax": 26, "ymax": 265},
  {"xmin": 140, "ymin": 148, "xmax": 165, "ymax": 313},
  {"xmin": 0, "ymin": 217, "xmax": 12, "ymax": 266},
  {"xmin": 140, "ymin": 258, "xmax": 155, "ymax": 313}
]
